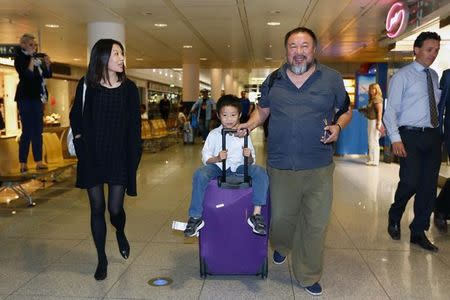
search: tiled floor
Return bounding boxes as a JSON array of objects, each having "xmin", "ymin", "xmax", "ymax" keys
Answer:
[{"xmin": 1, "ymin": 128, "xmax": 449, "ymax": 299}]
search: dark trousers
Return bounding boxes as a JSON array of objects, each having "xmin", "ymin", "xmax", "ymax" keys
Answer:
[
  {"xmin": 17, "ymin": 100, "xmax": 43, "ymax": 163},
  {"xmin": 389, "ymin": 128, "xmax": 441, "ymax": 233},
  {"xmin": 436, "ymin": 179, "xmax": 450, "ymax": 218}
]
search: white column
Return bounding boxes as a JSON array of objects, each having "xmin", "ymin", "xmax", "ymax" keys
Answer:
[
  {"xmin": 87, "ymin": 22, "xmax": 125, "ymax": 61},
  {"xmin": 3, "ymin": 73, "xmax": 19, "ymax": 136},
  {"xmin": 182, "ymin": 48, "xmax": 200, "ymax": 103},
  {"xmin": 233, "ymin": 80, "xmax": 239, "ymax": 96},
  {"xmin": 210, "ymin": 68, "xmax": 222, "ymax": 102},
  {"xmin": 224, "ymin": 70, "xmax": 234, "ymax": 95}
]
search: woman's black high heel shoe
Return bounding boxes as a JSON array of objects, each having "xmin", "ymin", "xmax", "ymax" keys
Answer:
[
  {"xmin": 116, "ymin": 231, "xmax": 130, "ymax": 259},
  {"xmin": 94, "ymin": 259, "xmax": 108, "ymax": 281}
]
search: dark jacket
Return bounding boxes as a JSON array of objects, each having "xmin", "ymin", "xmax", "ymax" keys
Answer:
[
  {"xmin": 441, "ymin": 69, "xmax": 450, "ymax": 153},
  {"xmin": 69, "ymin": 78, "xmax": 142, "ymax": 196},
  {"xmin": 14, "ymin": 50, "xmax": 52, "ymax": 102}
]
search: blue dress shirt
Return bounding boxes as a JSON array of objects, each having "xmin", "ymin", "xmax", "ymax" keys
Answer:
[{"xmin": 384, "ymin": 61, "xmax": 441, "ymax": 143}]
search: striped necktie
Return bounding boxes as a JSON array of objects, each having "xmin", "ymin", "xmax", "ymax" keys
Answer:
[{"xmin": 425, "ymin": 68, "xmax": 438, "ymax": 128}]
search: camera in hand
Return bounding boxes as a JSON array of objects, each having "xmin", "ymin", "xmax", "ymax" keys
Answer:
[{"xmin": 33, "ymin": 52, "xmax": 46, "ymax": 58}]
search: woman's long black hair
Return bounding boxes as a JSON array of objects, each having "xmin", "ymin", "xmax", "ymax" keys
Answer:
[{"xmin": 86, "ymin": 39, "xmax": 126, "ymax": 86}]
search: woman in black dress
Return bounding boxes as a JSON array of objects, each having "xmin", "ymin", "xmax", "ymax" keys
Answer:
[{"xmin": 69, "ymin": 39, "xmax": 141, "ymax": 281}]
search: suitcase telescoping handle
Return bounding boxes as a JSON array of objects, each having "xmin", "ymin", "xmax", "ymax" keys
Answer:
[{"xmin": 220, "ymin": 128, "xmax": 249, "ymax": 184}]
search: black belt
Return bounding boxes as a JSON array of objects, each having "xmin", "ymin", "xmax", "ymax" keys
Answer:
[{"xmin": 399, "ymin": 126, "xmax": 438, "ymax": 132}]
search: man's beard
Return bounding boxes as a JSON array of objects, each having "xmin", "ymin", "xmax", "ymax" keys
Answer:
[{"xmin": 288, "ymin": 56, "xmax": 314, "ymax": 75}]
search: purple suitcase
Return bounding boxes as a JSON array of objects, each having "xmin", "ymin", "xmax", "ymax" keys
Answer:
[{"xmin": 198, "ymin": 128, "xmax": 270, "ymax": 278}]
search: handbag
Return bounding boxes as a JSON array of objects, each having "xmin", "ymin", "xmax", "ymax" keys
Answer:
[
  {"xmin": 190, "ymin": 113, "xmax": 198, "ymax": 129},
  {"xmin": 67, "ymin": 80, "xmax": 87, "ymax": 156}
]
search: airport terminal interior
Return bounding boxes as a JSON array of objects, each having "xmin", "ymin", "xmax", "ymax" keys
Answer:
[{"xmin": 1, "ymin": 0, "xmax": 450, "ymax": 299}]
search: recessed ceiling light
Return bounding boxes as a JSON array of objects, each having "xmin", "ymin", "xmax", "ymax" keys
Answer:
[
  {"xmin": 73, "ymin": 58, "xmax": 81, "ymax": 61},
  {"xmin": 267, "ymin": 22, "xmax": 280, "ymax": 26},
  {"xmin": 136, "ymin": 58, "xmax": 144, "ymax": 61},
  {"xmin": 45, "ymin": 24, "xmax": 60, "ymax": 28},
  {"xmin": 265, "ymin": 57, "xmax": 272, "ymax": 60},
  {"xmin": 199, "ymin": 57, "xmax": 207, "ymax": 61},
  {"xmin": 269, "ymin": 44, "xmax": 273, "ymax": 48},
  {"xmin": 227, "ymin": 45, "xmax": 231, "ymax": 48},
  {"xmin": 154, "ymin": 23, "xmax": 167, "ymax": 27},
  {"xmin": 183, "ymin": 45, "xmax": 193, "ymax": 48}
]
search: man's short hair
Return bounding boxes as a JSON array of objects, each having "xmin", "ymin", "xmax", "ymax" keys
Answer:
[
  {"xmin": 413, "ymin": 31, "xmax": 441, "ymax": 49},
  {"xmin": 20, "ymin": 33, "xmax": 35, "ymax": 44},
  {"xmin": 216, "ymin": 94, "xmax": 242, "ymax": 114},
  {"xmin": 284, "ymin": 27, "xmax": 318, "ymax": 48}
]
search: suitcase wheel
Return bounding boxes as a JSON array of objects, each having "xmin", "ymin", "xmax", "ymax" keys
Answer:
[{"xmin": 200, "ymin": 258, "xmax": 207, "ymax": 278}]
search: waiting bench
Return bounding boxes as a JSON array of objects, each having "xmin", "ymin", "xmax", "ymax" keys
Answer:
[
  {"xmin": 141, "ymin": 119, "xmax": 178, "ymax": 152},
  {"xmin": 0, "ymin": 134, "xmax": 76, "ymax": 207}
]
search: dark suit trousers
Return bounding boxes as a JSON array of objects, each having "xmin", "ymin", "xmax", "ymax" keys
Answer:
[
  {"xmin": 436, "ymin": 179, "xmax": 450, "ymax": 217},
  {"xmin": 17, "ymin": 100, "xmax": 43, "ymax": 163},
  {"xmin": 389, "ymin": 128, "xmax": 441, "ymax": 233}
]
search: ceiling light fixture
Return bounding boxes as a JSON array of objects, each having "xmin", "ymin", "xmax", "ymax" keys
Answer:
[
  {"xmin": 73, "ymin": 58, "xmax": 81, "ymax": 61},
  {"xmin": 267, "ymin": 22, "xmax": 280, "ymax": 26},
  {"xmin": 154, "ymin": 23, "xmax": 167, "ymax": 27},
  {"xmin": 136, "ymin": 58, "xmax": 144, "ymax": 61},
  {"xmin": 45, "ymin": 24, "xmax": 60, "ymax": 28},
  {"xmin": 199, "ymin": 57, "xmax": 207, "ymax": 61},
  {"xmin": 183, "ymin": 45, "xmax": 193, "ymax": 48},
  {"xmin": 265, "ymin": 57, "xmax": 272, "ymax": 60}
]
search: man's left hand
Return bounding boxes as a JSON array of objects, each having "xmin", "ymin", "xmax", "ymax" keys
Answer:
[{"xmin": 322, "ymin": 124, "xmax": 341, "ymax": 143}]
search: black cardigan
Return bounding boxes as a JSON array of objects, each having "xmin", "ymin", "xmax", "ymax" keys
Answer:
[
  {"xmin": 14, "ymin": 50, "xmax": 52, "ymax": 102},
  {"xmin": 69, "ymin": 78, "xmax": 142, "ymax": 196}
]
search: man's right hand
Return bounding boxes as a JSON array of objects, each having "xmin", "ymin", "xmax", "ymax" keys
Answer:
[
  {"xmin": 392, "ymin": 141, "xmax": 407, "ymax": 157},
  {"xmin": 236, "ymin": 123, "xmax": 250, "ymax": 137}
]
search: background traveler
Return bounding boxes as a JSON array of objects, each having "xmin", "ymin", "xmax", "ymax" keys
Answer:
[
  {"xmin": 359, "ymin": 83, "xmax": 384, "ymax": 166},
  {"xmin": 69, "ymin": 39, "xmax": 142, "ymax": 280},
  {"xmin": 14, "ymin": 33, "xmax": 52, "ymax": 173},
  {"xmin": 191, "ymin": 89, "xmax": 214, "ymax": 142},
  {"xmin": 239, "ymin": 90, "xmax": 252, "ymax": 123},
  {"xmin": 159, "ymin": 94, "xmax": 170, "ymax": 121}
]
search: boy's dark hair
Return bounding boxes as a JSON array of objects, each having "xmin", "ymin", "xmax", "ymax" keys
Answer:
[
  {"xmin": 86, "ymin": 39, "xmax": 126, "ymax": 87},
  {"xmin": 216, "ymin": 94, "xmax": 242, "ymax": 115},
  {"xmin": 413, "ymin": 31, "xmax": 441, "ymax": 49}
]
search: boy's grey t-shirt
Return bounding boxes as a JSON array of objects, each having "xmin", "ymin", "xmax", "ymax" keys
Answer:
[{"xmin": 259, "ymin": 63, "xmax": 346, "ymax": 171}]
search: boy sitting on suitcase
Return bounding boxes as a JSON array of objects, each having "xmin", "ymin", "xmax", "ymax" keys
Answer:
[{"xmin": 184, "ymin": 94, "xmax": 269, "ymax": 237}]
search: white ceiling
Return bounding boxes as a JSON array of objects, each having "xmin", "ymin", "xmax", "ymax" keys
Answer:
[{"xmin": 0, "ymin": 0, "xmax": 448, "ymax": 72}]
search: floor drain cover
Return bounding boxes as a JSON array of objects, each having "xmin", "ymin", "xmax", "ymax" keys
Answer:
[{"xmin": 148, "ymin": 277, "xmax": 173, "ymax": 287}]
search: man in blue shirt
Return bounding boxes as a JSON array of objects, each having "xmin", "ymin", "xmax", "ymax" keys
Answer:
[
  {"xmin": 238, "ymin": 27, "xmax": 351, "ymax": 296},
  {"xmin": 384, "ymin": 32, "xmax": 441, "ymax": 252}
]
